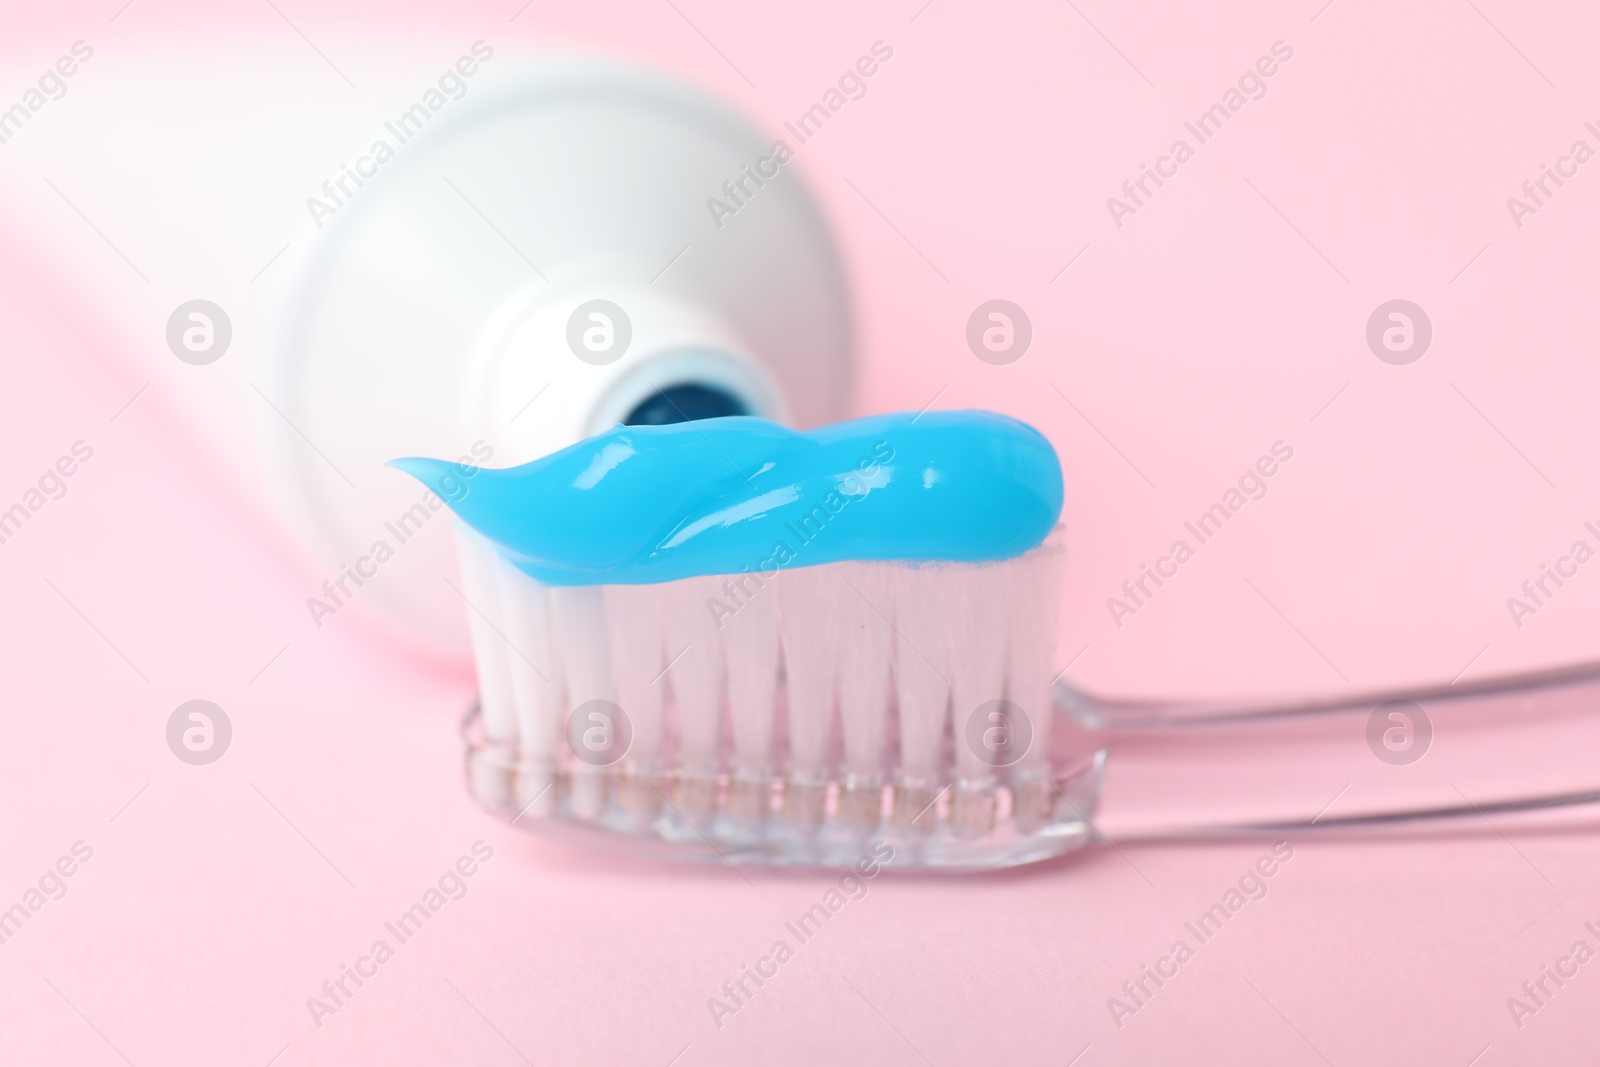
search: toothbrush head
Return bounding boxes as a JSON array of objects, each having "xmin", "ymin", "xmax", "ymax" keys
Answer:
[
  {"xmin": 453, "ymin": 525, "xmax": 1098, "ymax": 871},
  {"xmin": 399, "ymin": 410, "xmax": 1097, "ymax": 871}
]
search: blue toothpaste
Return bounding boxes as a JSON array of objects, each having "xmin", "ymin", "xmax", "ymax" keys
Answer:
[{"xmin": 390, "ymin": 411, "xmax": 1063, "ymax": 586}]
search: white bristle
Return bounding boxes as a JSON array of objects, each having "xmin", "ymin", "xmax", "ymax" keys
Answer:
[
  {"xmin": 499, "ymin": 562, "xmax": 563, "ymax": 815},
  {"xmin": 603, "ymin": 582, "xmax": 666, "ymax": 819},
  {"xmin": 890, "ymin": 563, "xmax": 954, "ymax": 827},
  {"xmin": 549, "ymin": 585, "xmax": 611, "ymax": 703},
  {"xmin": 463, "ymin": 528, "xmax": 1067, "ymax": 843},
  {"xmin": 946, "ymin": 562, "xmax": 1014, "ymax": 836},
  {"xmin": 603, "ymin": 583, "xmax": 665, "ymax": 770},
  {"xmin": 718, "ymin": 570, "xmax": 781, "ymax": 819},
  {"xmin": 549, "ymin": 585, "xmax": 610, "ymax": 818},
  {"xmin": 455, "ymin": 526, "xmax": 517, "ymax": 745},
  {"xmin": 948, "ymin": 564, "xmax": 1012, "ymax": 779},
  {"xmin": 1007, "ymin": 547, "xmax": 1064, "ymax": 764},
  {"xmin": 662, "ymin": 575, "xmax": 727, "ymax": 813},
  {"xmin": 1005, "ymin": 542, "xmax": 1067, "ymax": 828},
  {"xmin": 834, "ymin": 562, "xmax": 893, "ymax": 821},
  {"xmin": 778, "ymin": 565, "xmax": 843, "ymax": 790}
]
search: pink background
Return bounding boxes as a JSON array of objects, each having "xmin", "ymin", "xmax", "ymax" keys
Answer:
[{"xmin": 4, "ymin": 0, "xmax": 1600, "ymax": 1063}]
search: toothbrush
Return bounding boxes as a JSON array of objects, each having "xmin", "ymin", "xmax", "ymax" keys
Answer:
[{"xmin": 404, "ymin": 410, "xmax": 1600, "ymax": 871}]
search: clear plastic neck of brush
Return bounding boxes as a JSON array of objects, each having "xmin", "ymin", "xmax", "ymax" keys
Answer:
[{"xmin": 1071, "ymin": 659, "xmax": 1600, "ymax": 844}]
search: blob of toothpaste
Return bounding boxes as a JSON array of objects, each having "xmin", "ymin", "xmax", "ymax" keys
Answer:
[{"xmin": 390, "ymin": 410, "xmax": 1063, "ymax": 586}]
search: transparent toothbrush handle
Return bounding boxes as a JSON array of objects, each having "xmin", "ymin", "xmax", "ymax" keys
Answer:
[{"xmin": 1055, "ymin": 659, "xmax": 1600, "ymax": 845}]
